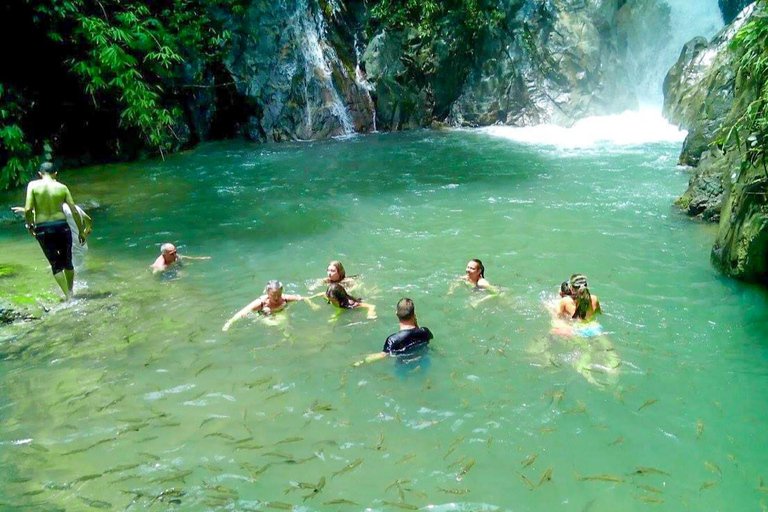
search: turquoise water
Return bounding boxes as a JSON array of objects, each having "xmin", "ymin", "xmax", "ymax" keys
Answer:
[{"xmin": 1, "ymin": 130, "xmax": 768, "ymax": 511}]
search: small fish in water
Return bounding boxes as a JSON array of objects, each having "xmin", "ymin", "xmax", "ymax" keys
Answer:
[
  {"xmin": 608, "ymin": 436, "xmax": 625, "ymax": 447},
  {"xmin": 266, "ymin": 390, "xmax": 290, "ymax": 401},
  {"xmin": 700, "ymin": 480, "xmax": 719, "ymax": 491},
  {"xmin": 566, "ymin": 401, "xmax": 586, "ymax": 414},
  {"xmin": 538, "ymin": 467, "xmax": 553, "ymax": 486},
  {"xmin": 487, "ymin": 436, "xmax": 493, "ymax": 447},
  {"xmin": 195, "ymin": 363, "xmax": 213, "ymax": 377},
  {"xmin": 73, "ymin": 474, "xmax": 102, "ymax": 483},
  {"xmin": 266, "ymin": 502, "xmax": 294, "ymax": 510},
  {"xmin": 543, "ymin": 388, "xmax": 566, "ymax": 405},
  {"xmin": 519, "ymin": 473, "xmax": 535, "ymax": 490},
  {"xmin": 634, "ymin": 494, "xmax": 665, "ymax": 504},
  {"xmin": 577, "ymin": 472, "xmax": 625, "ymax": 483},
  {"xmin": 97, "ymin": 395, "xmax": 125, "ymax": 412},
  {"xmin": 385, "ymin": 479, "xmax": 412, "ymax": 492},
  {"xmin": 439, "ymin": 488, "xmax": 470, "ymax": 495},
  {"xmin": 704, "ymin": 461, "xmax": 721, "ymax": 476},
  {"xmin": 696, "ymin": 419, "xmax": 704, "ymax": 439},
  {"xmin": 638, "ymin": 399, "xmax": 658, "ymax": 411},
  {"xmin": 636, "ymin": 484, "xmax": 663, "ymax": 494},
  {"xmin": 633, "ymin": 467, "xmax": 670, "ymax": 477},
  {"xmin": 375, "ymin": 433, "xmax": 386, "ymax": 451},
  {"xmin": 151, "ymin": 469, "xmax": 193, "ymax": 483},
  {"xmin": 79, "ymin": 496, "xmax": 112, "ymax": 509},
  {"xmin": 204, "ymin": 432, "xmax": 236, "ymax": 441},
  {"xmin": 447, "ymin": 455, "xmax": 466, "ymax": 470},
  {"xmin": 245, "ymin": 376, "xmax": 273, "ymax": 388},
  {"xmin": 521, "ymin": 454, "xmax": 538, "ymax": 468},
  {"xmin": 443, "ymin": 447, "xmax": 456, "ymax": 460},
  {"xmin": 539, "ymin": 426, "xmax": 557, "ymax": 434},
  {"xmin": 263, "ymin": 452, "xmax": 293, "ymax": 459},
  {"xmin": 332, "ymin": 458, "xmax": 363, "ymax": 479},
  {"xmin": 105, "ymin": 463, "xmax": 140, "ymax": 475},
  {"xmin": 323, "ymin": 499, "xmax": 359, "ymax": 506},
  {"xmin": 456, "ymin": 458, "xmax": 476, "ymax": 482},
  {"xmin": 382, "ymin": 501, "xmax": 418, "ymax": 510},
  {"xmin": 275, "ymin": 436, "xmax": 303, "ymax": 445},
  {"xmin": 396, "ymin": 453, "xmax": 416, "ymax": 465},
  {"xmin": 199, "ymin": 417, "xmax": 217, "ymax": 428}
]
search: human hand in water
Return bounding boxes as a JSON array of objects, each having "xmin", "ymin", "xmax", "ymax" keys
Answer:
[
  {"xmin": 10, "ymin": 206, "xmax": 24, "ymax": 214},
  {"xmin": 222, "ymin": 320, "xmax": 232, "ymax": 332},
  {"xmin": 78, "ymin": 234, "xmax": 86, "ymax": 244}
]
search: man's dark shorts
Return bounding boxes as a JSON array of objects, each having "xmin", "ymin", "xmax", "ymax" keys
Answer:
[{"xmin": 35, "ymin": 220, "xmax": 73, "ymax": 274}]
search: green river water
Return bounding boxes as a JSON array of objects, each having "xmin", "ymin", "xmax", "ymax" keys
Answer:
[{"xmin": 1, "ymin": 129, "xmax": 767, "ymax": 512}]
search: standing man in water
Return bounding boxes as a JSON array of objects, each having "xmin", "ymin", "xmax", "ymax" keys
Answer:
[
  {"xmin": 354, "ymin": 298, "xmax": 433, "ymax": 365},
  {"xmin": 24, "ymin": 162, "xmax": 85, "ymax": 300}
]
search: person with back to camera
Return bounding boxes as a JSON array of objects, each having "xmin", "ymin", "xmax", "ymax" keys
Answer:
[
  {"xmin": 353, "ymin": 298, "xmax": 432, "ymax": 366},
  {"xmin": 23, "ymin": 162, "xmax": 86, "ymax": 300},
  {"xmin": 325, "ymin": 283, "xmax": 377, "ymax": 319}
]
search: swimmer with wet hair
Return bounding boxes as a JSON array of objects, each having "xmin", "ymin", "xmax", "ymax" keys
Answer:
[
  {"xmin": 325, "ymin": 283, "xmax": 377, "ymax": 319},
  {"xmin": 309, "ymin": 260, "xmax": 359, "ymax": 291},
  {"xmin": 222, "ymin": 280, "xmax": 304, "ymax": 331},
  {"xmin": 151, "ymin": 242, "xmax": 210, "ymax": 273},
  {"xmin": 449, "ymin": 259, "xmax": 499, "ymax": 295}
]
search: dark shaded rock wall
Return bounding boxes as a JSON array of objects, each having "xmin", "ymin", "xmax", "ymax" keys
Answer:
[{"xmin": 720, "ymin": 0, "xmax": 755, "ymax": 23}]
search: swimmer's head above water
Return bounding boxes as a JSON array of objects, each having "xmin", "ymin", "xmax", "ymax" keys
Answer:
[
  {"xmin": 263, "ymin": 280, "xmax": 284, "ymax": 301},
  {"xmin": 569, "ymin": 274, "xmax": 588, "ymax": 291},
  {"xmin": 325, "ymin": 283, "xmax": 358, "ymax": 308},
  {"xmin": 160, "ymin": 243, "xmax": 178, "ymax": 264},
  {"xmin": 559, "ymin": 281, "xmax": 572, "ymax": 297},
  {"xmin": 396, "ymin": 298, "xmax": 416, "ymax": 322},
  {"xmin": 466, "ymin": 259, "xmax": 485, "ymax": 281},
  {"xmin": 327, "ymin": 261, "xmax": 346, "ymax": 282}
]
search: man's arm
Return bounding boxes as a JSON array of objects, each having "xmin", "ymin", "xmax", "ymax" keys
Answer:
[
  {"xmin": 64, "ymin": 188, "xmax": 85, "ymax": 242},
  {"xmin": 77, "ymin": 207, "xmax": 93, "ymax": 235},
  {"xmin": 352, "ymin": 351, "xmax": 388, "ymax": 367},
  {"xmin": 24, "ymin": 184, "xmax": 35, "ymax": 235},
  {"xmin": 179, "ymin": 255, "xmax": 211, "ymax": 261},
  {"xmin": 222, "ymin": 298, "xmax": 264, "ymax": 331},
  {"xmin": 283, "ymin": 294, "xmax": 303, "ymax": 302}
]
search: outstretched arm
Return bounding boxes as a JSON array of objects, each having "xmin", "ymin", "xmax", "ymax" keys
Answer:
[
  {"xmin": 358, "ymin": 302, "xmax": 377, "ymax": 319},
  {"xmin": 179, "ymin": 255, "xmax": 211, "ymax": 261},
  {"xmin": 223, "ymin": 298, "xmax": 264, "ymax": 331},
  {"xmin": 352, "ymin": 351, "xmax": 388, "ymax": 367}
]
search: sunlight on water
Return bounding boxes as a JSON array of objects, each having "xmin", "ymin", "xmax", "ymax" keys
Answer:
[{"xmin": 1, "ymin": 131, "xmax": 767, "ymax": 512}]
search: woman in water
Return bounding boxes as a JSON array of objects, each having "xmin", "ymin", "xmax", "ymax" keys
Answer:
[
  {"xmin": 325, "ymin": 283, "xmax": 377, "ymax": 319},
  {"xmin": 449, "ymin": 259, "xmax": 498, "ymax": 295},
  {"xmin": 310, "ymin": 260, "xmax": 358, "ymax": 292},
  {"xmin": 222, "ymin": 280, "xmax": 303, "ymax": 331},
  {"xmin": 543, "ymin": 274, "xmax": 618, "ymax": 386}
]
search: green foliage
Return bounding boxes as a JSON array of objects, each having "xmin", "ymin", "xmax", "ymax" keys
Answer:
[
  {"xmin": 369, "ymin": 0, "xmax": 504, "ymax": 60},
  {"xmin": 0, "ymin": 85, "xmax": 40, "ymax": 189},
  {"xmin": 0, "ymin": 0, "xmax": 246, "ymax": 189},
  {"xmin": 722, "ymin": 1, "xmax": 768, "ymax": 177}
]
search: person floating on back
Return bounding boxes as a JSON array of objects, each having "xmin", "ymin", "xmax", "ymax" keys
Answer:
[
  {"xmin": 151, "ymin": 243, "xmax": 210, "ymax": 273},
  {"xmin": 23, "ymin": 162, "xmax": 85, "ymax": 300},
  {"xmin": 354, "ymin": 298, "xmax": 432, "ymax": 366}
]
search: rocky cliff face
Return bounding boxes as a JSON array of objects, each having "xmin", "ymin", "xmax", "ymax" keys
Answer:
[
  {"xmin": 720, "ymin": 0, "xmax": 755, "ymax": 22},
  {"xmin": 210, "ymin": 0, "xmax": 692, "ymax": 141},
  {"xmin": 223, "ymin": 0, "xmax": 374, "ymax": 142},
  {"xmin": 663, "ymin": 3, "xmax": 768, "ymax": 282}
]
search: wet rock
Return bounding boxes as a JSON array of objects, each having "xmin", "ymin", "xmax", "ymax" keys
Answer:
[
  {"xmin": 719, "ymin": 0, "xmax": 755, "ymax": 24},
  {"xmin": 663, "ymin": 3, "xmax": 768, "ymax": 283},
  {"xmin": 224, "ymin": 0, "xmax": 373, "ymax": 142}
]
